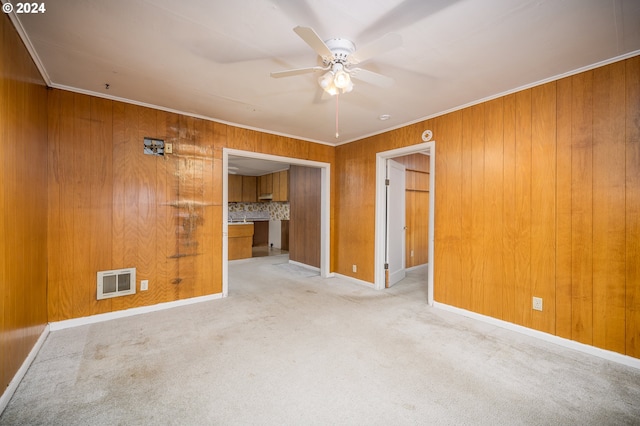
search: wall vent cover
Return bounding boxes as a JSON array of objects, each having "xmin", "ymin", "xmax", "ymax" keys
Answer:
[{"xmin": 97, "ymin": 268, "xmax": 136, "ymax": 300}]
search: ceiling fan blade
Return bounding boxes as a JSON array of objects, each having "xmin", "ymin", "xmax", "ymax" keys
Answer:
[
  {"xmin": 293, "ymin": 26, "xmax": 334, "ymax": 61},
  {"xmin": 348, "ymin": 33, "xmax": 402, "ymax": 65},
  {"xmin": 270, "ymin": 66, "xmax": 326, "ymax": 78},
  {"xmin": 350, "ymin": 68, "xmax": 395, "ymax": 88}
]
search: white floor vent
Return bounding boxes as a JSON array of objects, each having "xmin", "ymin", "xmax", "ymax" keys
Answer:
[{"xmin": 97, "ymin": 268, "xmax": 136, "ymax": 300}]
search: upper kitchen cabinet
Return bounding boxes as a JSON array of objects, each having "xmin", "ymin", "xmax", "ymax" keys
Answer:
[
  {"xmin": 272, "ymin": 170, "xmax": 289, "ymax": 202},
  {"xmin": 257, "ymin": 173, "xmax": 273, "ymax": 200},
  {"xmin": 242, "ymin": 176, "xmax": 257, "ymax": 202},
  {"xmin": 228, "ymin": 174, "xmax": 243, "ymax": 202}
]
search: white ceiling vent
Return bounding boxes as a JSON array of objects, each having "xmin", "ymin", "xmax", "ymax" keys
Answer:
[{"xmin": 97, "ymin": 268, "xmax": 136, "ymax": 300}]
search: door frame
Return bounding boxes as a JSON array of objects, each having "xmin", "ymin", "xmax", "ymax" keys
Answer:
[
  {"xmin": 374, "ymin": 141, "xmax": 435, "ymax": 305},
  {"xmin": 222, "ymin": 148, "xmax": 331, "ymax": 297}
]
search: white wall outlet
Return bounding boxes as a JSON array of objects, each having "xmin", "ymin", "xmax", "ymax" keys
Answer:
[
  {"xmin": 411, "ymin": 250, "xmax": 414, "ymax": 257},
  {"xmin": 141, "ymin": 280, "xmax": 149, "ymax": 291},
  {"xmin": 352, "ymin": 265, "xmax": 357, "ymax": 273},
  {"xmin": 165, "ymin": 143, "xmax": 173, "ymax": 154},
  {"xmin": 533, "ymin": 296, "xmax": 543, "ymax": 311}
]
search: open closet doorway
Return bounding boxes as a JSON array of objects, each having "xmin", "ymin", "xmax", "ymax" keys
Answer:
[
  {"xmin": 222, "ymin": 149, "xmax": 331, "ymax": 297},
  {"xmin": 374, "ymin": 141, "xmax": 435, "ymax": 304}
]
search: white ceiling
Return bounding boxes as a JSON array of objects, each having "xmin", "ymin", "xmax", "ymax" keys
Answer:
[
  {"xmin": 8, "ymin": 0, "xmax": 640, "ymax": 147},
  {"xmin": 228, "ymin": 155, "xmax": 290, "ymax": 176}
]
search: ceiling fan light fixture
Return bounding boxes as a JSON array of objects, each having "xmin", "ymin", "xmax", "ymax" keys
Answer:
[
  {"xmin": 333, "ymin": 69, "xmax": 351, "ymax": 89},
  {"xmin": 325, "ymin": 84, "xmax": 339, "ymax": 96},
  {"xmin": 343, "ymin": 79, "xmax": 354, "ymax": 93},
  {"xmin": 318, "ymin": 71, "xmax": 334, "ymax": 89}
]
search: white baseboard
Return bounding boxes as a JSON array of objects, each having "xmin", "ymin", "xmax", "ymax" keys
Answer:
[
  {"xmin": 0, "ymin": 324, "xmax": 50, "ymax": 415},
  {"xmin": 434, "ymin": 302, "xmax": 640, "ymax": 370},
  {"xmin": 50, "ymin": 293, "xmax": 224, "ymax": 331},
  {"xmin": 332, "ymin": 273, "xmax": 375, "ymax": 288}
]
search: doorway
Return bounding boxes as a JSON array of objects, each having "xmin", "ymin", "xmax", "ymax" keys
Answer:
[
  {"xmin": 222, "ymin": 148, "xmax": 331, "ymax": 297},
  {"xmin": 374, "ymin": 141, "xmax": 435, "ymax": 304}
]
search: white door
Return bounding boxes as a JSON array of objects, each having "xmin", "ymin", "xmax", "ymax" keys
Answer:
[{"xmin": 386, "ymin": 159, "xmax": 406, "ymax": 287}]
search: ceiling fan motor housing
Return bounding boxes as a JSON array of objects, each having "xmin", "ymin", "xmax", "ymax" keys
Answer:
[{"xmin": 323, "ymin": 38, "xmax": 356, "ymax": 65}]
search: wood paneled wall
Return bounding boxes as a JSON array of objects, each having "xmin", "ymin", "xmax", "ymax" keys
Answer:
[
  {"xmin": 335, "ymin": 124, "xmax": 431, "ymax": 282},
  {"xmin": 1, "ymin": 14, "xmax": 49, "ymax": 397},
  {"xmin": 47, "ymin": 90, "xmax": 335, "ymax": 321},
  {"xmin": 289, "ymin": 165, "xmax": 321, "ymax": 268},
  {"xmin": 335, "ymin": 57, "xmax": 640, "ymax": 358}
]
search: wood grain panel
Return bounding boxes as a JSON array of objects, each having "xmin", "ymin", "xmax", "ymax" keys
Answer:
[
  {"xmin": 530, "ymin": 83, "xmax": 556, "ymax": 334},
  {"xmin": 502, "ymin": 94, "xmax": 517, "ymax": 324},
  {"xmin": 164, "ymin": 111, "xmax": 181, "ymax": 301},
  {"xmin": 112, "ymin": 103, "xmax": 141, "ymax": 313},
  {"xmin": 459, "ymin": 109, "xmax": 474, "ymax": 311},
  {"xmin": 334, "ymin": 140, "xmax": 375, "ymax": 281},
  {"xmin": 201, "ymin": 120, "xmax": 217, "ymax": 295},
  {"xmin": 154, "ymin": 110, "xmax": 171, "ymax": 304},
  {"xmin": 1, "ymin": 12, "xmax": 48, "ymax": 397},
  {"xmin": 570, "ymin": 71, "xmax": 594, "ymax": 345},
  {"xmin": 625, "ymin": 57, "xmax": 640, "ymax": 357},
  {"xmin": 57, "ymin": 91, "xmax": 77, "ymax": 319},
  {"xmin": 1, "ymin": 18, "xmax": 7, "ymax": 390},
  {"xmin": 289, "ymin": 165, "xmax": 321, "ymax": 268},
  {"xmin": 405, "ymin": 190, "xmax": 415, "ymax": 268},
  {"xmin": 176, "ymin": 115, "xmax": 198, "ymax": 300},
  {"xmin": 412, "ymin": 191, "xmax": 430, "ymax": 266},
  {"xmin": 89, "ymin": 97, "xmax": 114, "ymax": 315},
  {"xmin": 47, "ymin": 90, "xmax": 62, "ymax": 321},
  {"xmin": 136, "ymin": 106, "xmax": 157, "ymax": 307},
  {"xmin": 111, "ymin": 101, "xmax": 126, "ymax": 273},
  {"xmin": 468, "ymin": 104, "xmax": 486, "ymax": 314},
  {"xmin": 592, "ymin": 62, "xmax": 626, "ymax": 353},
  {"xmin": 72, "ymin": 94, "xmax": 94, "ymax": 318},
  {"xmin": 483, "ymin": 98, "xmax": 504, "ymax": 319},
  {"xmin": 555, "ymin": 77, "xmax": 573, "ymax": 339},
  {"xmin": 433, "ymin": 113, "xmax": 463, "ymax": 305}
]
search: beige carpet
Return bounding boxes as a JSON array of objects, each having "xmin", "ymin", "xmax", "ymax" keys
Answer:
[{"xmin": 2, "ymin": 254, "xmax": 639, "ymax": 425}]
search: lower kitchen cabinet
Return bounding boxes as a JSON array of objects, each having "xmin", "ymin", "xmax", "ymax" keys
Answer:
[{"xmin": 252, "ymin": 221, "xmax": 269, "ymax": 247}]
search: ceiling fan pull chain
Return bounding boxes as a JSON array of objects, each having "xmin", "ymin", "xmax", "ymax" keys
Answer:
[{"xmin": 335, "ymin": 93, "xmax": 340, "ymax": 139}]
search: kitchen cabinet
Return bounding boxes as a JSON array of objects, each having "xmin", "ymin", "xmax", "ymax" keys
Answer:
[
  {"xmin": 228, "ymin": 223, "xmax": 254, "ymax": 260},
  {"xmin": 228, "ymin": 174, "xmax": 243, "ymax": 202},
  {"xmin": 272, "ymin": 170, "xmax": 289, "ymax": 202},
  {"xmin": 241, "ymin": 176, "xmax": 257, "ymax": 202},
  {"xmin": 252, "ymin": 221, "xmax": 269, "ymax": 247},
  {"xmin": 258, "ymin": 173, "xmax": 273, "ymax": 199}
]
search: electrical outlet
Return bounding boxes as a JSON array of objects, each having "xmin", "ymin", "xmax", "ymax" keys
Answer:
[
  {"xmin": 165, "ymin": 143, "xmax": 173, "ymax": 154},
  {"xmin": 352, "ymin": 264, "xmax": 357, "ymax": 273},
  {"xmin": 411, "ymin": 250, "xmax": 414, "ymax": 257},
  {"xmin": 141, "ymin": 280, "xmax": 149, "ymax": 291},
  {"xmin": 533, "ymin": 296, "xmax": 543, "ymax": 311}
]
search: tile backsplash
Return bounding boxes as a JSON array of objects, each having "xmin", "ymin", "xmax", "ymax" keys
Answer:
[{"xmin": 229, "ymin": 202, "xmax": 290, "ymax": 220}]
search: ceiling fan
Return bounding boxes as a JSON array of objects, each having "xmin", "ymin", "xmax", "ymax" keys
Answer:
[{"xmin": 271, "ymin": 26, "xmax": 402, "ymax": 96}]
